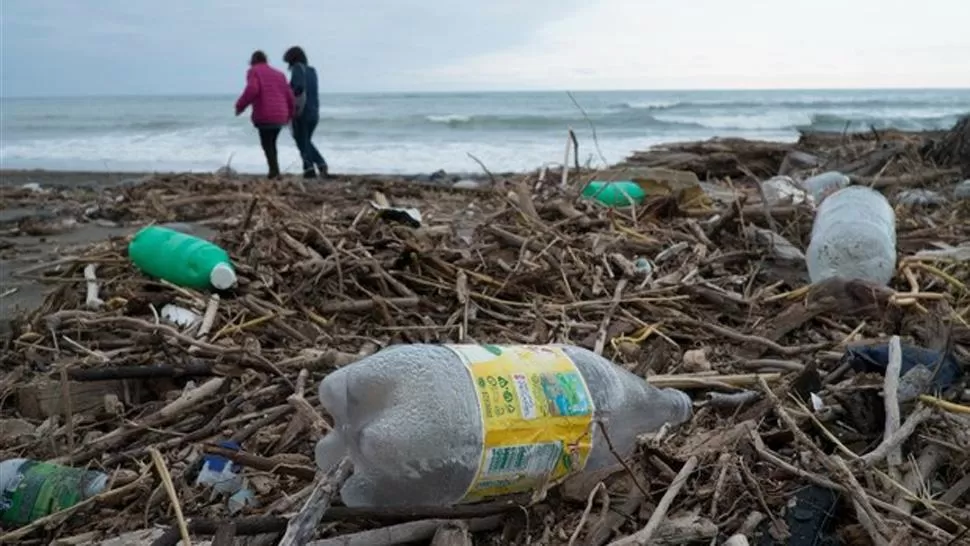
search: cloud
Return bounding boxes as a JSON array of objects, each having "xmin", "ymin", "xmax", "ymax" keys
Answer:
[
  {"xmin": 424, "ymin": 0, "xmax": 970, "ymax": 90},
  {"xmin": 2, "ymin": 0, "xmax": 968, "ymax": 96},
  {"xmin": 1, "ymin": 0, "xmax": 584, "ymax": 96}
]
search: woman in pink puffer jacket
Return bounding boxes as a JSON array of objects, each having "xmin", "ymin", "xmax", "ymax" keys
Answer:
[{"xmin": 235, "ymin": 50, "xmax": 295, "ymax": 179}]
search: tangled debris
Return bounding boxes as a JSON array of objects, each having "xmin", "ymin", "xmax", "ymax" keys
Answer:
[{"xmin": 1, "ymin": 123, "xmax": 969, "ymax": 546}]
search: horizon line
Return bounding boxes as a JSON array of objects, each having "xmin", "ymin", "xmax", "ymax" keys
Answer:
[{"xmin": 5, "ymin": 86, "xmax": 970, "ymax": 100}]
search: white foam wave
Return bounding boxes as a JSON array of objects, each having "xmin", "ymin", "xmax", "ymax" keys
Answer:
[
  {"xmin": 622, "ymin": 100, "xmax": 680, "ymax": 110},
  {"xmin": 426, "ymin": 114, "xmax": 472, "ymax": 124},
  {"xmin": 653, "ymin": 112, "xmax": 813, "ymax": 130},
  {"xmin": 318, "ymin": 105, "xmax": 369, "ymax": 116},
  {"xmin": 0, "ymin": 131, "xmax": 682, "ymax": 175}
]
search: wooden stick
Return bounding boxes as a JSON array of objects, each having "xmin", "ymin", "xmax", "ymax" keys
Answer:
[
  {"xmin": 59, "ymin": 365, "xmax": 75, "ymax": 456},
  {"xmin": 288, "ymin": 368, "xmax": 332, "ymax": 437},
  {"xmin": 307, "ymin": 516, "xmax": 504, "ymax": 546},
  {"xmin": 883, "ymin": 335, "xmax": 904, "ymax": 481},
  {"xmin": 561, "ymin": 127, "xmax": 572, "ymax": 189},
  {"xmin": 318, "ymin": 296, "xmax": 419, "ymax": 314},
  {"xmin": 608, "ymin": 456, "xmax": 699, "ymax": 546},
  {"xmin": 150, "ymin": 448, "xmax": 192, "ymax": 546},
  {"xmin": 832, "ymin": 456, "xmax": 890, "ymax": 546},
  {"xmin": 430, "ymin": 520, "xmax": 472, "ymax": 546},
  {"xmin": 197, "ymin": 294, "xmax": 220, "ymax": 339},
  {"xmin": 278, "ymin": 457, "xmax": 353, "ymax": 546},
  {"xmin": 83, "ymin": 264, "xmax": 104, "ymax": 310},
  {"xmin": 567, "ymin": 482, "xmax": 608, "ymax": 546},
  {"xmin": 858, "ymin": 405, "xmax": 934, "ymax": 467},
  {"xmin": 646, "ymin": 372, "xmax": 782, "ymax": 389}
]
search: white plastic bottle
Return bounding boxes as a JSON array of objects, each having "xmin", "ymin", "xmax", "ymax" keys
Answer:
[
  {"xmin": 806, "ymin": 186, "xmax": 897, "ymax": 285},
  {"xmin": 0, "ymin": 459, "xmax": 107, "ymax": 526},
  {"xmin": 801, "ymin": 171, "xmax": 850, "ymax": 204},
  {"xmin": 314, "ymin": 344, "xmax": 693, "ymax": 507}
]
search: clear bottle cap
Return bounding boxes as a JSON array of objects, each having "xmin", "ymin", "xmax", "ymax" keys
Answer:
[{"xmin": 210, "ymin": 263, "xmax": 237, "ymax": 290}]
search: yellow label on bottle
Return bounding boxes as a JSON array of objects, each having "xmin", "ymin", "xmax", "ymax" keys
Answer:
[{"xmin": 446, "ymin": 344, "xmax": 596, "ymax": 502}]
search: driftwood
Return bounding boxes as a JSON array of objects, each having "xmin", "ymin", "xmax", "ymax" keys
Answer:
[
  {"xmin": 2, "ymin": 130, "xmax": 969, "ymax": 545},
  {"xmin": 926, "ymin": 114, "xmax": 970, "ymax": 176}
]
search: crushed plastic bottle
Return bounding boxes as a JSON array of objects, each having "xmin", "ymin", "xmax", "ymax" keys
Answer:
[
  {"xmin": 806, "ymin": 186, "xmax": 897, "ymax": 285},
  {"xmin": 128, "ymin": 226, "xmax": 237, "ymax": 291},
  {"xmin": 314, "ymin": 344, "xmax": 693, "ymax": 507},
  {"xmin": 896, "ymin": 189, "xmax": 946, "ymax": 207},
  {"xmin": 0, "ymin": 459, "xmax": 107, "ymax": 526},
  {"xmin": 195, "ymin": 441, "xmax": 245, "ymax": 496},
  {"xmin": 760, "ymin": 176, "xmax": 809, "ymax": 206}
]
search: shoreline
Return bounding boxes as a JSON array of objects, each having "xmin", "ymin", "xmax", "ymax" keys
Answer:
[
  {"xmin": 0, "ymin": 168, "xmax": 504, "ymax": 191},
  {"xmin": 2, "ymin": 124, "xmax": 966, "ymax": 332}
]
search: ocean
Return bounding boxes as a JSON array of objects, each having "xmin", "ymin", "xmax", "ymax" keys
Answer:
[{"xmin": 2, "ymin": 89, "xmax": 969, "ymax": 175}]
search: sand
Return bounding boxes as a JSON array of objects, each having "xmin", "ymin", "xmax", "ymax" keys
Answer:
[{"xmin": 0, "ymin": 170, "xmax": 220, "ymax": 331}]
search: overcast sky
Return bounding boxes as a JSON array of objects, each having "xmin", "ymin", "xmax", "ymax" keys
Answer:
[{"xmin": 3, "ymin": 0, "xmax": 969, "ymax": 97}]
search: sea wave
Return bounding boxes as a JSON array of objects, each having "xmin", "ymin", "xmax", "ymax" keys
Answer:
[
  {"xmin": 391, "ymin": 109, "xmax": 966, "ymax": 133},
  {"xmin": 426, "ymin": 114, "xmax": 473, "ymax": 124},
  {"xmin": 615, "ymin": 97, "xmax": 970, "ymax": 112},
  {"xmin": 800, "ymin": 113, "xmax": 962, "ymax": 132}
]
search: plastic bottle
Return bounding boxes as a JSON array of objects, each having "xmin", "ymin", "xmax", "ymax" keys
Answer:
[
  {"xmin": 801, "ymin": 171, "xmax": 850, "ymax": 204},
  {"xmin": 760, "ymin": 176, "xmax": 809, "ymax": 206},
  {"xmin": 953, "ymin": 179, "xmax": 970, "ymax": 200},
  {"xmin": 195, "ymin": 441, "xmax": 244, "ymax": 496},
  {"xmin": 314, "ymin": 344, "xmax": 693, "ymax": 507},
  {"xmin": 806, "ymin": 186, "xmax": 897, "ymax": 285},
  {"xmin": 582, "ymin": 181, "xmax": 646, "ymax": 207},
  {"xmin": 128, "ymin": 226, "xmax": 237, "ymax": 290},
  {"xmin": 0, "ymin": 459, "xmax": 108, "ymax": 526}
]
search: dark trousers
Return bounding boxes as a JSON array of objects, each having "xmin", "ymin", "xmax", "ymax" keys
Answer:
[
  {"xmin": 292, "ymin": 115, "xmax": 328, "ymax": 177},
  {"xmin": 257, "ymin": 126, "xmax": 281, "ymax": 179}
]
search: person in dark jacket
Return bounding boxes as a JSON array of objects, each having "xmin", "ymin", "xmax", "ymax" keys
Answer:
[{"xmin": 283, "ymin": 46, "xmax": 330, "ymax": 179}]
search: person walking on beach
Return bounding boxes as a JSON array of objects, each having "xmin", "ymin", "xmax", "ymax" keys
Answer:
[
  {"xmin": 235, "ymin": 50, "xmax": 295, "ymax": 179},
  {"xmin": 283, "ymin": 46, "xmax": 330, "ymax": 179}
]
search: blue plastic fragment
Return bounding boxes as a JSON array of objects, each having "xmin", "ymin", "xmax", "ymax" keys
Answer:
[{"xmin": 843, "ymin": 343, "xmax": 963, "ymax": 392}]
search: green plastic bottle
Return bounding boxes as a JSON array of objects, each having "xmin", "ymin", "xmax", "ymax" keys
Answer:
[
  {"xmin": 0, "ymin": 459, "xmax": 108, "ymax": 526},
  {"xmin": 128, "ymin": 226, "xmax": 237, "ymax": 290},
  {"xmin": 581, "ymin": 181, "xmax": 646, "ymax": 207}
]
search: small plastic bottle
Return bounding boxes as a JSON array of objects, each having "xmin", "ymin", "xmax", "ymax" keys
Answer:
[
  {"xmin": 801, "ymin": 171, "xmax": 850, "ymax": 204},
  {"xmin": 128, "ymin": 226, "xmax": 237, "ymax": 290},
  {"xmin": 314, "ymin": 344, "xmax": 693, "ymax": 507},
  {"xmin": 0, "ymin": 459, "xmax": 108, "ymax": 527},
  {"xmin": 195, "ymin": 441, "xmax": 244, "ymax": 496},
  {"xmin": 806, "ymin": 186, "xmax": 897, "ymax": 285},
  {"xmin": 582, "ymin": 181, "xmax": 646, "ymax": 207},
  {"xmin": 954, "ymin": 179, "xmax": 970, "ymax": 200}
]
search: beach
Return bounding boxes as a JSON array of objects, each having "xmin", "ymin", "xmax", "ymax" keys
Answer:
[
  {"xmin": 0, "ymin": 167, "xmax": 498, "ymax": 328},
  {"xmin": 1, "ymin": 111, "xmax": 969, "ymax": 543}
]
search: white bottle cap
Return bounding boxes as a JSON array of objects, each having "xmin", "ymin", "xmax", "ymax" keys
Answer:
[{"xmin": 210, "ymin": 263, "xmax": 237, "ymax": 290}]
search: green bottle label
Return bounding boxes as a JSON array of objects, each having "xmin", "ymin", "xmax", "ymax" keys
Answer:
[{"xmin": 0, "ymin": 462, "xmax": 102, "ymax": 526}]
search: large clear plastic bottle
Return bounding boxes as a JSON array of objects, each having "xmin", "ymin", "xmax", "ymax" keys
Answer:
[
  {"xmin": 806, "ymin": 186, "xmax": 897, "ymax": 285},
  {"xmin": 314, "ymin": 344, "xmax": 693, "ymax": 507}
]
